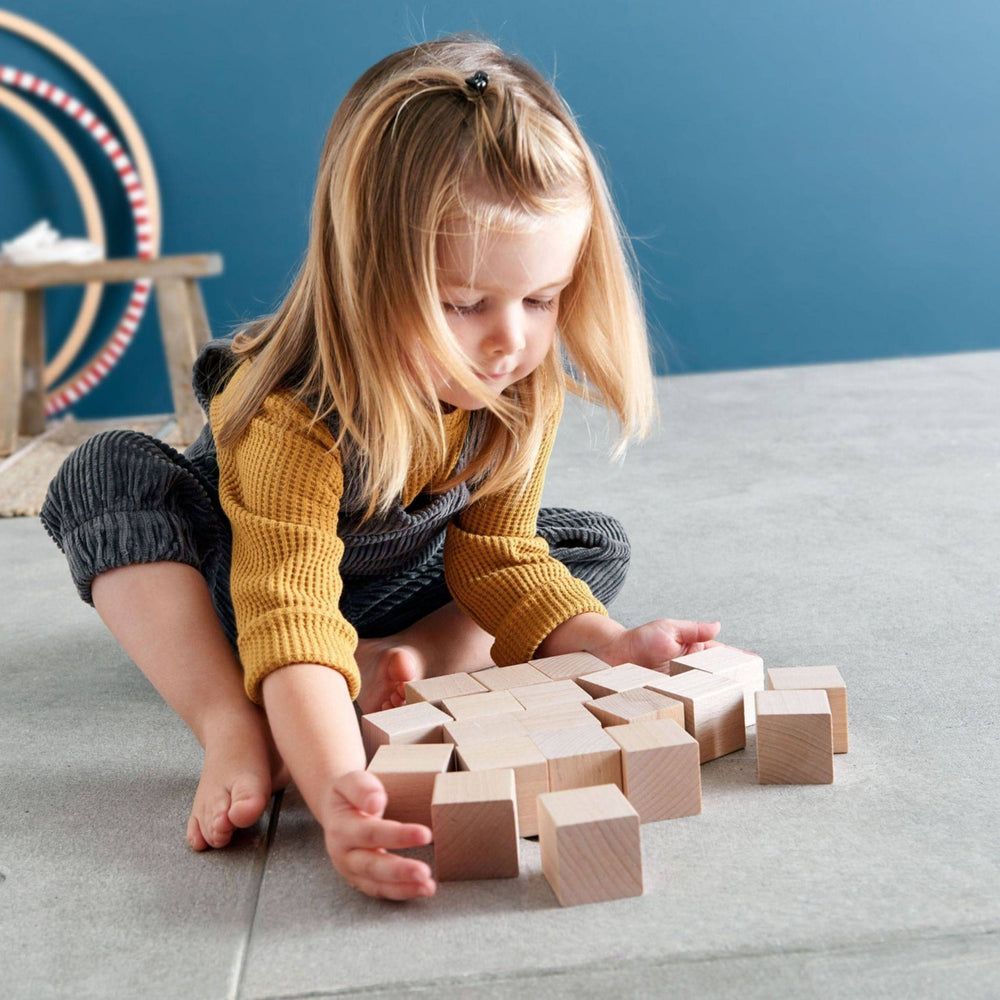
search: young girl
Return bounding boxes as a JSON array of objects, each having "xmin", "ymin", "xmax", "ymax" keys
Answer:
[{"xmin": 40, "ymin": 35, "xmax": 720, "ymax": 901}]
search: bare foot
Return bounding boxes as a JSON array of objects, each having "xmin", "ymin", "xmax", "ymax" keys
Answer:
[
  {"xmin": 355, "ymin": 641, "xmax": 426, "ymax": 716},
  {"xmin": 187, "ymin": 708, "xmax": 289, "ymax": 851}
]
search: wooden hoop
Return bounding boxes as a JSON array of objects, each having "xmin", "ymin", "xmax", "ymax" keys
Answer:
[{"xmin": 0, "ymin": 84, "xmax": 106, "ymax": 384}]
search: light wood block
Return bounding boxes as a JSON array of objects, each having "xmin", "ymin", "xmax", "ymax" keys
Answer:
[
  {"xmin": 531, "ymin": 726, "xmax": 622, "ymax": 793},
  {"xmin": 529, "ymin": 651, "xmax": 609, "ymax": 681},
  {"xmin": 670, "ymin": 644, "xmax": 765, "ymax": 726},
  {"xmin": 404, "ymin": 672, "xmax": 487, "ymax": 708},
  {"xmin": 431, "ymin": 769, "xmax": 519, "ymax": 880},
  {"xmin": 584, "ymin": 688, "xmax": 685, "ymax": 728},
  {"xmin": 756, "ymin": 689, "xmax": 834, "ymax": 784},
  {"xmin": 537, "ymin": 784, "xmax": 643, "ymax": 907},
  {"xmin": 441, "ymin": 689, "xmax": 525, "ymax": 721},
  {"xmin": 508, "ymin": 679, "xmax": 592, "ymax": 711},
  {"xmin": 519, "ymin": 702, "xmax": 602, "ymax": 737},
  {"xmin": 766, "ymin": 665, "xmax": 849, "ymax": 753},
  {"xmin": 443, "ymin": 713, "xmax": 527, "ymax": 746},
  {"xmin": 645, "ymin": 671, "xmax": 746, "ymax": 763},
  {"xmin": 456, "ymin": 736, "xmax": 549, "ymax": 837},
  {"xmin": 366, "ymin": 743, "xmax": 455, "ymax": 827},
  {"xmin": 360, "ymin": 701, "xmax": 452, "ymax": 762},
  {"xmin": 606, "ymin": 719, "xmax": 701, "ymax": 822},
  {"xmin": 575, "ymin": 663, "xmax": 672, "ymax": 698},
  {"xmin": 472, "ymin": 662, "xmax": 550, "ymax": 691}
]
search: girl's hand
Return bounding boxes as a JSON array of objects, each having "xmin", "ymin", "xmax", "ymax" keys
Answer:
[
  {"xmin": 322, "ymin": 770, "xmax": 436, "ymax": 900},
  {"xmin": 589, "ymin": 618, "xmax": 723, "ymax": 673}
]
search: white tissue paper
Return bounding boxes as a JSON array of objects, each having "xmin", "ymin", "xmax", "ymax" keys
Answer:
[{"xmin": 0, "ymin": 219, "xmax": 105, "ymax": 265}]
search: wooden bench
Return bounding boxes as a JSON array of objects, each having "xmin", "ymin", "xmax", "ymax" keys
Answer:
[{"xmin": 0, "ymin": 253, "xmax": 222, "ymax": 456}]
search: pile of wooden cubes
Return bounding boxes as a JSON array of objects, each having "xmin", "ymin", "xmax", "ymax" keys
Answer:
[{"xmin": 362, "ymin": 646, "xmax": 849, "ymax": 906}]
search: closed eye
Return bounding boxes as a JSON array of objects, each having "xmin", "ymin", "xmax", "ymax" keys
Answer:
[{"xmin": 442, "ymin": 298, "xmax": 557, "ymax": 317}]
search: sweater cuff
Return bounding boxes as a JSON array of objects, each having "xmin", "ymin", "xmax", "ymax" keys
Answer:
[
  {"xmin": 238, "ymin": 608, "xmax": 360, "ymax": 705},
  {"xmin": 489, "ymin": 581, "xmax": 608, "ymax": 666}
]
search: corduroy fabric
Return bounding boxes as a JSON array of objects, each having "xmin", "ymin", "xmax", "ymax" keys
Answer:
[{"xmin": 39, "ymin": 339, "xmax": 632, "ymax": 704}]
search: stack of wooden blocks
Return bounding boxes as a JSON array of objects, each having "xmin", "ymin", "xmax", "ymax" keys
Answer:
[{"xmin": 362, "ymin": 645, "xmax": 849, "ymax": 907}]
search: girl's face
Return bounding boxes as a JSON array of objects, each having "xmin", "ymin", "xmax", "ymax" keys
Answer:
[{"xmin": 432, "ymin": 206, "xmax": 590, "ymax": 410}]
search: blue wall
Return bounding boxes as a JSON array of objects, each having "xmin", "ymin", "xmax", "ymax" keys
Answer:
[{"xmin": 1, "ymin": 1, "xmax": 997, "ymax": 419}]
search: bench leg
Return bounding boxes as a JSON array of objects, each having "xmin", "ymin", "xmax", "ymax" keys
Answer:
[
  {"xmin": 0, "ymin": 290, "xmax": 27, "ymax": 457},
  {"xmin": 154, "ymin": 277, "xmax": 211, "ymax": 445},
  {"xmin": 20, "ymin": 290, "xmax": 47, "ymax": 438}
]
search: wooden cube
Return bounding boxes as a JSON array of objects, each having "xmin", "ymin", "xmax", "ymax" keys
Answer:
[
  {"xmin": 456, "ymin": 736, "xmax": 548, "ymax": 837},
  {"xmin": 443, "ymin": 713, "xmax": 527, "ymax": 746},
  {"xmin": 508, "ymin": 679, "xmax": 592, "ymax": 711},
  {"xmin": 645, "ymin": 671, "xmax": 746, "ymax": 763},
  {"xmin": 529, "ymin": 651, "xmax": 609, "ymax": 681},
  {"xmin": 755, "ymin": 689, "xmax": 834, "ymax": 784},
  {"xmin": 366, "ymin": 743, "xmax": 454, "ymax": 827},
  {"xmin": 441, "ymin": 689, "xmax": 525, "ymax": 721},
  {"xmin": 766, "ymin": 665, "xmax": 848, "ymax": 753},
  {"xmin": 360, "ymin": 701, "xmax": 452, "ymax": 763},
  {"xmin": 519, "ymin": 701, "xmax": 602, "ymax": 737},
  {"xmin": 537, "ymin": 784, "xmax": 643, "ymax": 907},
  {"xmin": 605, "ymin": 719, "xmax": 701, "ymax": 822},
  {"xmin": 404, "ymin": 672, "xmax": 487, "ymax": 708},
  {"xmin": 670, "ymin": 644, "xmax": 764, "ymax": 726},
  {"xmin": 584, "ymin": 688, "xmax": 685, "ymax": 728},
  {"xmin": 531, "ymin": 725, "xmax": 622, "ymax": 793},
  {"xmin": 575, "ymin": 663, "xmax": 672, "ymax": 698},
  {"xmin": 431, "ymin": 769, "xmax": 519, "ymax": 880},
  {"xmin": 472, "ymin": 662, "xmax": 550, "ymax": 691}
]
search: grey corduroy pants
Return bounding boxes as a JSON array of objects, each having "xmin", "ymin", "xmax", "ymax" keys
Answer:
[{"xmin": 39, "ymin": 429, "xmax": 631, "ymax": 657}]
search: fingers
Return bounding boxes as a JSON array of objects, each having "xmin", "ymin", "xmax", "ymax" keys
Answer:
[
  {"xmin": 669, "ymin": 618, "xmax": 721, "ymax": 649},
  {"xmin": 342, "ymin": 846, "xmax": 435, "ymax": 889},
  {"xmin": 334, "ymin": 769, "xmax": 388, "ymax": 818}
]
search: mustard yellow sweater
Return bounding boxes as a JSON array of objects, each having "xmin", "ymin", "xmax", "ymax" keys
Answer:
[{"xmin": 211, "ymin": 365, "xmax": 607, "ymax": 704}]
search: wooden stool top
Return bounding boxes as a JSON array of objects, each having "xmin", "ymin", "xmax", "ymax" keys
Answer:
[{"xmin": 0, "ymin": 253, "xmax": 223, "ymax": 291}]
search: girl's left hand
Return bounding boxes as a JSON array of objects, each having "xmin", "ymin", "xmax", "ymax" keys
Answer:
[{"xmin": 589, "ymin": 618, "xmax": 723, "ymax": 673}]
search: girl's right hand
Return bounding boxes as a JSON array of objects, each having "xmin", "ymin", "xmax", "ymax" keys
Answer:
[{"xmin": 322, "ymin": 770, "xmax": 436, "ymax": 900}]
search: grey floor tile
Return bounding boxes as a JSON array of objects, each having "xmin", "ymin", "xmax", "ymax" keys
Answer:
[
  {"xmin": 1, "ymin": 520, "xmax": 272, "ymax": 999},
  {"xmin": 237, "ymin": 352, "xmax": 1000, "ymax": 999}
]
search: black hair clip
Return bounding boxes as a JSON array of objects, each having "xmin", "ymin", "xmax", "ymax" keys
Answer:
[{"xmin": 464, "ymin": 70, "xmax": 489, "ymax": 96}]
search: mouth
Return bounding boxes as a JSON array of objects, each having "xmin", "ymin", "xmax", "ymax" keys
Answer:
[{"xmin": 477, "ymin": 369, "xmax": 514, "ymax": 382}]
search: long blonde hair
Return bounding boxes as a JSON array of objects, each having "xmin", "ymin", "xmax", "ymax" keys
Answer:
[{"xmin": 213, "ymin": 34, "xmax": 656, "ymax": 523}]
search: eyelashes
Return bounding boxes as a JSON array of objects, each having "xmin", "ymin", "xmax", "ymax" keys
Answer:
[{"xmin": 443, "ymin": 298, "xmax": 557, "ymax": 317}]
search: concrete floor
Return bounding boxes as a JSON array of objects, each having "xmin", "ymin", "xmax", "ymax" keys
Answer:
[{"xmin": 2, "ymin": 351, "xmax": 998, "ymax": 999}]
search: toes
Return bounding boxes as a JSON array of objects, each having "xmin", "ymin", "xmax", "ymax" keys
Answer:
[
  {"xmin": 187, "ymin": 813, "xmax": 209, "ymax": 852},
  {"xmin": 386, "ymin": 646, "xmax": 422, "ymax": 685},
  {"xmin": 228, "ymin": 774, "xmax": 269, "ymax": 829}
]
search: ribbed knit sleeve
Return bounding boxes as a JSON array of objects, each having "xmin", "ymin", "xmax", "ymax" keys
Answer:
[
  {"xmin": 443, "ymin": 399, "xmax": 608, "ymax": 666},
  {"xmin": 211, "ymin": 374, "xmax": 359, "ymax": 705}
]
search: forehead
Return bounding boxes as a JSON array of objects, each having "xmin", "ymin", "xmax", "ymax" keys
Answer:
[{"xmin": 436, "ymin": 207, "xmax": 590, "ymax": 292}]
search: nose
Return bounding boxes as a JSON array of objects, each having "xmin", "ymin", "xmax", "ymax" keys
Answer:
[{"xmin": 484, "ymin": 306, "xmax": 526, "ymax": 358}]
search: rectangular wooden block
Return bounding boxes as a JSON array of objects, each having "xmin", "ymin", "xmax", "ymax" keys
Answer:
[
  {"xmin": 575, "ymin": 663, "xmax": 672, "ymax": 698},
  {"xmin": 431, "ymin": 769, "xmax": 519, "ymax": 880},
  {"xmin": 755, "ymin": 689, "xmax": 834, "ymax": 784},
  {"xmin": 441, "ymin": 689, "xmax": 525, "ymax": 721},
  {"xmin": 456, "ymin": 736, "xmax": 549, "ymax": 837},
  {"xmin": 442, "ymin": 713, "xmax": 527, "ymax": 746},
  {"xmin": 366, "ymin": 743, "xmax": 455, "ymax": 827},
  {"xmin": 537, "ymin": 784, "xmax": 643, "ymax": 906},
  {"xmin": 531, "ymin": 725, "xmax": 623, "ymax": 793},
  {"xmin": 766, "ymin": 665, "xmax": 848, "ymax": 753},
  {"xmin": 472, "ymin": 662, "xmax": 550, "ymax": 691},
  {"xmin": 670, "ymin": 644, "xmax": 764, "ymax": 726},
  {"xmin": 584, "ymin": 688, "xmax": 685, "ymax": 728},
  {"xmin": 508, "ymin": 678, "xmax": 592, "ymax": 711},
  {"xmin": 519, "ymin": 701, "xmax": 603, "ymax": 737},
  {"xmin": 360, "ymin": 701, "xmax": 453, "ymax": 763},
  {"xmin": 404, "ymin": 671, "xmax": 487, "ymax": 708},
  {"xmin": 606, "ymin": 719, "xmax": 701, "ymax": 822},
  {"xmin": 528, "ymin": 651, "xmax": 610, "ymax": 681},
  {"xmin": 645, "ymin": 671, "xmax": 746, "ymax": 763}
]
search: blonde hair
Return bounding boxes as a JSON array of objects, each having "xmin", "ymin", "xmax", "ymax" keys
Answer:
[{"xmin": 214, "ymin": 33, "xmax": 656, "ymax": 523}]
